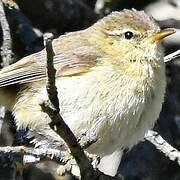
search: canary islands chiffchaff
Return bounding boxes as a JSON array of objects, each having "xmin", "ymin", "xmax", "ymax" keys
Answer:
[{"xmin": 0, "ymin": 9, "xmax": 175, "ymax": 176}]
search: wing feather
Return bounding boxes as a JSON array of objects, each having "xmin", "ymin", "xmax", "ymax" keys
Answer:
[{"xmin": 0, "ymin": 36, "xmax": 99, "ymax": 87}]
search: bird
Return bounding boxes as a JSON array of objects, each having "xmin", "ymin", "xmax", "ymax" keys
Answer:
[{"xmin": 0, "ymin": 9, "xmax": 175, "ymax": 176}]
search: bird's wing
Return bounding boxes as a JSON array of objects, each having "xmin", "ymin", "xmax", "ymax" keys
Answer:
[{"xmin": 0, "ymin": 41, "xmax": 99, "ymax": 87}]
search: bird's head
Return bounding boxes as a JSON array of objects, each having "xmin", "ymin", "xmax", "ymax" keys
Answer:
[{"xmin": 88, "ymin": 9, "xmax": 175, "ymax": 67}]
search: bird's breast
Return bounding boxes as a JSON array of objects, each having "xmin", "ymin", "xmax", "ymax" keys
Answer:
[{"xmin": 58, "ymin": 62, "xmax": 166, "ymax": 155}]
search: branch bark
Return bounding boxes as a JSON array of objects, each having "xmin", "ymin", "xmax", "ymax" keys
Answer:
[
  {"xmin": 164, "ymin": 49, "xmax": 180, "ymax": 63},
  {"xmin": 145, "ymin": 130, "xmax": 180, "ymax": 165},
  {"xmin": 0, "ymin": 0, "xmax": 13, "ymax": 66},
  {"xmin": 0, "ymin": 146, "xmax": 67, "ymax": 164}
]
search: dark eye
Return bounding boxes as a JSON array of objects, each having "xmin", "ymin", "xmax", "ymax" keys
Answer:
[{"xmin": 124, "ymin": 31, "xmax": 134, "ymax": 39}]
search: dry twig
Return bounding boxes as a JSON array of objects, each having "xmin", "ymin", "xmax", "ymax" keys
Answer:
[
  {"xmin": 0, "ymin": 146, "xmax": 68, "ymax": 164},
  {"xmin": 164, "ymin": 49, "xmax": 180, "ymax": 63},
  {"xmin": 0, "ymin": 0, "xmax": 13, "ymax": 66},
  {"xmin": 41, "ymin": 33, "xmax": 123, "ymax": 180},
  {"xmin": 42, "ymin": 33, "xmax": 96, "ymax": 179},
  {"xmin": 145, "ymin": 130, "xmax": 180, "ymax": 165}
]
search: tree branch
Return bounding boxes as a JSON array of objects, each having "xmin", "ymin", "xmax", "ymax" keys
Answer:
[
  {"xmin": 0, "ymin": 146, "xmax": 68, "ymax": 164},
  {"xmin": 42, "ymin": 33, "xmax": 96, "ymax": 179},
  {"xmin": 145, "ymin": 130, "xmax": 180, "ymax": 165},
  {"xmin": 0, "ymin": 0, "xmax": 13, "ymax": 66},
  {"xmin": 164, "ymin": 49, "xmax": 180, "ymax": 63}
]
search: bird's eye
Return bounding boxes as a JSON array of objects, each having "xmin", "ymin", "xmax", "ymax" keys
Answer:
[{"xmin": 124, "ymin": 31, "xmax": 134, "ymax": 39}]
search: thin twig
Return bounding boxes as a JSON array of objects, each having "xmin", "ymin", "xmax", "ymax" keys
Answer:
[
  {"xmin": 42, "ymin": 33, "xmax": 96, "ymax": 179},
  {"xmin": 145, "ymin": 130, "xmax": 180, "ymax": 165},
  {"xmin": 0, "ymin": 146, "xmax": 67, "ymax": 164},
  {"xmin": 164, "ymin": 49, "xmax": 180, "ymax": 63},
  {"xmin": 42, "ymin": 33, "xmax": 123, "ymax": 180},
  {"xmin": 43, "ymin": 33, "xmax": 59, "ymax": 111},
  {"xmin": 0, "ymin": 0, "xmax": 13, "ymax": 66}
]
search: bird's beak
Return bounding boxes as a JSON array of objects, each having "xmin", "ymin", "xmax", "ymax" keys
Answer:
[{"xmin": 148, "ymin": 28, "xmax": 176, "ymax": 42}]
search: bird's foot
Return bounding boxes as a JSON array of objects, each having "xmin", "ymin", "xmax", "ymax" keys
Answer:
[
  {"xmin": 56, "ymin": 152, "xmax": 77, "ymax": 176},
  {"xmin": 57, "ymin": 131, "xmax": 99, "ymax": 177},
  {"xmin": 77, "ymin": 130, "xmax": 97, "ymax": 149},
  {"xmin": 85, "ymin": 152, "xmax": 100, "ymax": 169},
  {"xmin": 57, "ymin": 151, "xmax": 100, "ymax": 177}
]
